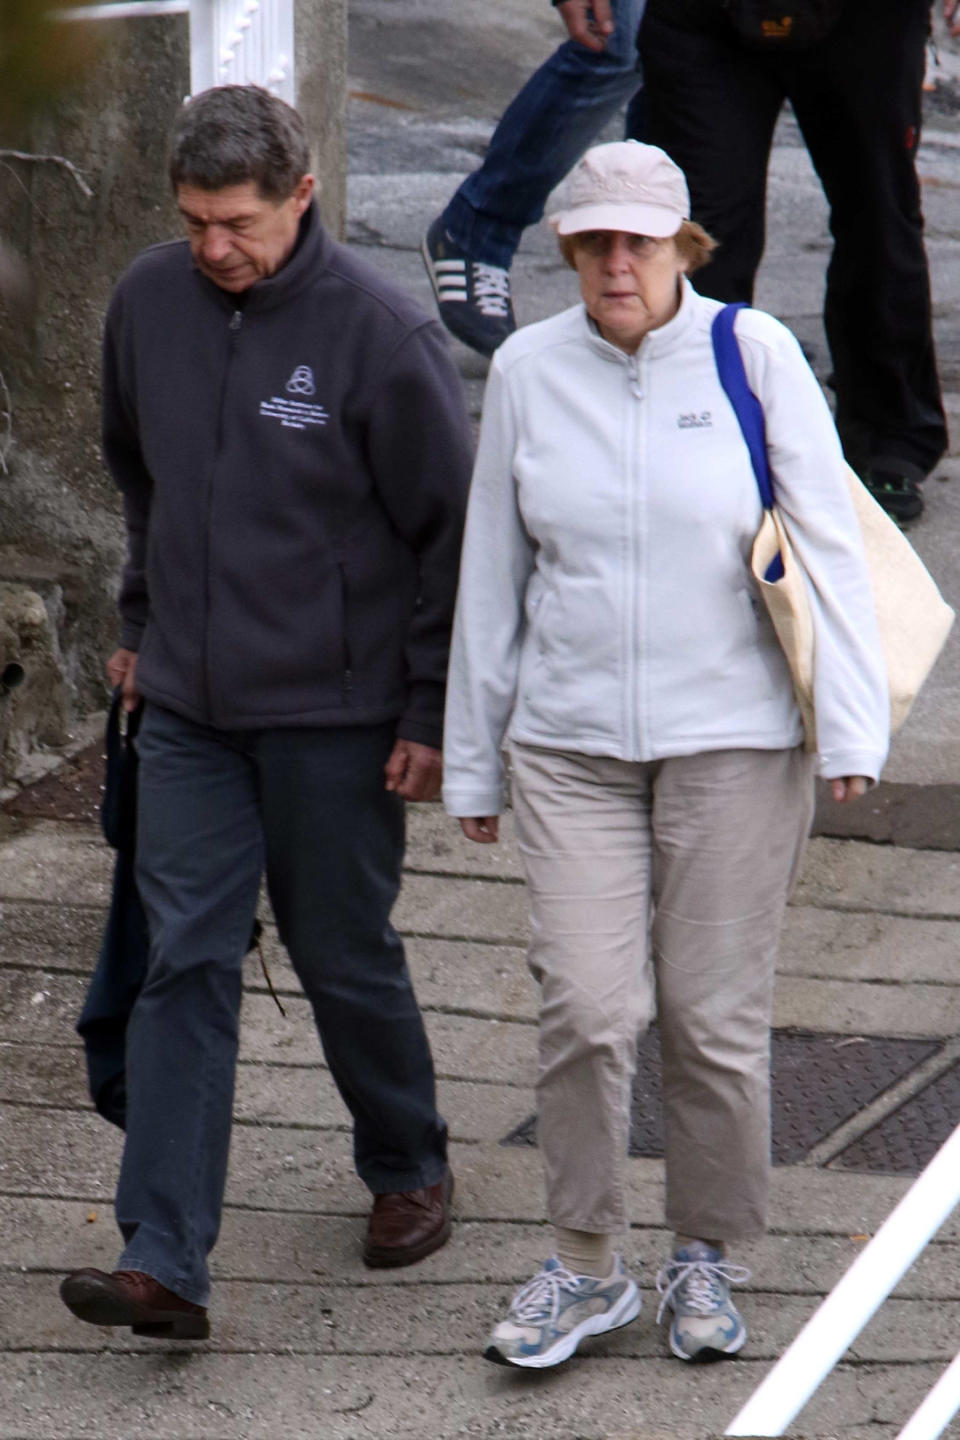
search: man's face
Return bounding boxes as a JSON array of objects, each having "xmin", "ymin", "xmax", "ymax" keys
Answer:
[{"xmin": 177, "ymin": 175, "xmax": 314, "ymax": 293}]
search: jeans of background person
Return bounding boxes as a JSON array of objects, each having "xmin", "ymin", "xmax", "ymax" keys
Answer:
[
  {"xmin": 114, "ymin": 704, "xmax": 448, "ymax": 1306},
  {"xmin": 441, "ymin": 0, "xmax": 647, "ymax": 270},
  {"xmin": 510, "ymin": 743, "xmax": 814, "ymax": 1243},
  {"xmin": 635, "ymin": 0, "xmax": 947, "ymax": 481}
]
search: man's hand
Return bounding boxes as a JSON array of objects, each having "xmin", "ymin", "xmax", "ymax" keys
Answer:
[
  {"xmin": 384, "ymin": 739, "xmax": 443, "ymax": 802},
  {"xmin": 459, "ymin": 817, "xmax": 500, "ymax": 844},
  {"xmin": 945, "ymin": 0, "xmax": 960, "ymax": 38},
  {"xmin": 557, "ymin": 0, "xmax": 615, "ymax": 52},
  {"xmin": 106, "ymin": 648, "xmax": 140, "ymax": 712},
  {"xmin": 830, "ymin": 776, "xmax": 870, "ymax": 804}
]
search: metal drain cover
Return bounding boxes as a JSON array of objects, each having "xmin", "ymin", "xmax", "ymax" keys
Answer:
[
  {"xmin": 832, "ymin": 1059, "xmax": 960, "ymax": 1175},
  {"xmin": 503, "ymin": 1027, "xmax": 940, "ymax": 1167}
]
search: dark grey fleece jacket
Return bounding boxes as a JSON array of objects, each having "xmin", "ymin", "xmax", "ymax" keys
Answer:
[{"xmin": 104, "ymin": 203, "xmax": 473, "ymax": 748}]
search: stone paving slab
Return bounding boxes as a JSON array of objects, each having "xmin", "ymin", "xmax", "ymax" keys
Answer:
[
  {"xmin": 5, "ymin": 1197, "xmax": 960, "ymax": 1303},
  {"xmin": 0, "ymin": 821, "xmax": 113, "ymax": 903},
  {"xmin": 7, "ymin": 818, "xmax": 960, "ymax": 930},
  {"xmin": 0, "ymin": 969, "xmax": 526, "ymax": 1080},
  {"xmin": 9, "ymin": 897, "xmax": 960, "ymax": 995},
  {"xmin": 772, "ymin": 973, "xmax": 960, "ymax": 1037},
  {"xmin": 0, "ymin": 1046, "xmax": 532, "ymax": 1146},
  {"xmin": 8, "ymin": 1274, "xmax": 960, "ymax": 1367},
  {"xmin": 0, "ymin": 1349, "xmax": 944, "ymax": 1440},
  {"xmin": 406, "ymin": 809, "xmax": 960, "ymax": 922},
  {"xmin": 795, "ymin": 838, "xmax": 960, "ymax": 917},
  {"xmin": 775, "ymin": 908, "xmax": 960, "ymax": 984},
  {"xmin": 7, "ymin": 940, "xmax": 959, "ymax": 1068},
  {"xmin": 5, "ymin": 1099, "xmax": 952, "ymax": 1238}
]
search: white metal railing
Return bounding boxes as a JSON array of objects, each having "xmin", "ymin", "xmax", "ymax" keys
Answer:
[
  {"xmin": 190, "ymin": 0, "xmax": 294, "ymax": 102},
  {"xmin": 53, "ymin": 0, "xmax": 295, "ymax": 101},
  {"xmin": 726, "ymin": 1120, "xmax": 960, "ymax": 1440},
  {"xmin": 53, "ymin": 3, "xmax": 188, "ymax": 18}
]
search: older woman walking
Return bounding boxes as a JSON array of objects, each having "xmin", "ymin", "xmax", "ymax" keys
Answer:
[{"xmin": 442, "ymin": 141, "xmax": 888, "ymax": 1368}]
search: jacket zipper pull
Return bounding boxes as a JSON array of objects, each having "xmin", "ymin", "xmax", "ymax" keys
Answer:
[
  {"xmin": 229, "ymin": 310, "xmax": 242, "ymax": 333},
  {"xmin": 628, "ymin": 356, "xmax": 643, "ymax": 399}
]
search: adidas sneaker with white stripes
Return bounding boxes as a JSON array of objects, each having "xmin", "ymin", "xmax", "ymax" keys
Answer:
[{"xmin": 421, "ymin": 217, "xmax": 516, "ymax": 357}]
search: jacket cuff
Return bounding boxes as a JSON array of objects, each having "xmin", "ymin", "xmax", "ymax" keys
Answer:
[
  {"xmin": 817, "ymin": 749, "xmax": 883, "ymax": 785},
  {"xmin": 118, "ymin": 621, "xmax": 143, "ymax": 652},
  {"xmin": 442, "ymin": 783, "xmax": 506, "ymax": 818},
  {"xmin": 396, "ymin": 715, "xmax": 443, "ymax": 751}
]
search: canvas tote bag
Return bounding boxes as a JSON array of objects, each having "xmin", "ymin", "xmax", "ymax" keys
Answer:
[{"xmin": 711, "ymin": 303, "xmax": 954, "ymax": 750}]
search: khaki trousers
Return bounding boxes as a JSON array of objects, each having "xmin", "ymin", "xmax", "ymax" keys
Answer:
[{"xmin": 509, "ymin": 743, "xmax": 815, "ymax": 1242}]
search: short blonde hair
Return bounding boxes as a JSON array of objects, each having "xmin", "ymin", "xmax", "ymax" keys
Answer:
[{"xmin": 558, "ymin": 219, "xmax": 718, "ymax": 274}]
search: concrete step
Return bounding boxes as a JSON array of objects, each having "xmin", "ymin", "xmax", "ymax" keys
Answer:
[
  {"xmin": 0, "ymin": 1347, "xmax": 943, "ymax": 1440},
  {"xmin": 0, "ymin": 1108, "xmax": 948, "ymax": 1239},
  {"xmin": 6, "ymin": 815, "xmax": 960, "ymax": 926},
  {"xmin": 0, "ymin": 1043, "xmax": 532, "ymax": 1147},
  {"xmin": 7, "ymin": 1272, "xmax": 959, "ymax": 1364},
  {"xmin": 8, "ymin": 895, "xmax": 960, "ymax": 988},
  {"xmin": 5, "ymin": 1197, "xmax": 959, "ymax": 1300}
]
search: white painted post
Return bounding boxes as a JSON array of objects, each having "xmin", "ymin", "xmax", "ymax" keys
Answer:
[{"xmin": 726, "ymin": 1121, "xmax": 960, "ymax": 1438}]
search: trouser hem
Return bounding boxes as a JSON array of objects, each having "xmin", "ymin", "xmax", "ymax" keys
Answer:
[
  {"xmin": 363, "ymin": 1160, "xmax": 449, "ymax": 1195},
  {"xmin": 116, "ymin": 1255, "xmax": 209, "ymax": 1308}
]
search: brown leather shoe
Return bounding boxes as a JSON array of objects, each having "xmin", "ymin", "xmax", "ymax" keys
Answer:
[
  {"xmin": 59, "ymin": 1268, "xmax": 209, "ymax": 1339},
  {"xmin": 363, "ymin": 1169, "xmax": 454, "ymax": 1268}
]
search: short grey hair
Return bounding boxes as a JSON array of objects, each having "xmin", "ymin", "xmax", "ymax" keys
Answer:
[{"xmin": 169, "ymin": 85, "xmax": 310, "ymax": 201}]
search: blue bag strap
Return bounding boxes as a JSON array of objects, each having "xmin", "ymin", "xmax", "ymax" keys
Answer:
[
  {"xmin": 711, "ymin": 301, "xmax": 784, "ymax": 582},
  {"xmin": 710, "ymin": 302, "xmax": 775, "ymax": 510}
]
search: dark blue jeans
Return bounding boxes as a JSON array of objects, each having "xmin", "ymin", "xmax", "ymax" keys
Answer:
[
  {"xmin": 442, "ymin": 0, "xmax": 646, "ymax": 269},
  {"xmin": 115, "ymin": 704, "xmax": 448, "ymax": 1305}
]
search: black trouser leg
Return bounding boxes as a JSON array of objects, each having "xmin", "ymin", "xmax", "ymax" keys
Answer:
[
  {"xmin": 785, "ymin": 0, "xmax": 946, "ymax": 477},
  {"xmin": 633, "ymin": 7, "xmax": 783, "ymax": 303},
  {"xmin": 258, "ymin": 723, "xmax": 448, "ymax": 1194}
]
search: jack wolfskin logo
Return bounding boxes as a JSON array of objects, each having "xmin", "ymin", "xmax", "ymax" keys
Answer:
[
  {"xmin": 286, "ymin": 365, "xmax": 316, "ymax": 396},
  {"xmin": 761, "ymin": 16, "xmax": 794, "ymax": 38},
  {"xmin": 678, "ymin": 411, "xmax": 713, "ymax": 429}
]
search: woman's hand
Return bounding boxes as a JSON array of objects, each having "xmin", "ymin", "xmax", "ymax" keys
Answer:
[
  {"xmin": 460, "ymin": 816, "xmax": 500, "ymax": 844},
  {"xmin": 830, "ymin": 776, "xmax": 870, "ymax": 804}
]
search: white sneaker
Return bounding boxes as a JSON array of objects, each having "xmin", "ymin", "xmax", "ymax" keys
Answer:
[
  {"xmin": 484, "ymin": 1254, "xmax": 641, "ymax": 1369},
  {"xmin": 656, "ymin": 1242, "xmax": 750, "ymax": 1362}
]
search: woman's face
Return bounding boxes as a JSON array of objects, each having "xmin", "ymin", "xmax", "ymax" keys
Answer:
[{"xmin": 573, "ymin": 230, "xmax": 687, "ymax": 353}]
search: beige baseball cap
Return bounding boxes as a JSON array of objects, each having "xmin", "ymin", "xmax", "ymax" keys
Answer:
[{"xmin": 549, "ymin": 140, "xmax": 690, "ymax": 238}]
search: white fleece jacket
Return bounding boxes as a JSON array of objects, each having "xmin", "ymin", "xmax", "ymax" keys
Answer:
[{"xmin": 442, "ymin": 280, "xmax": 889, "ymax": 819}]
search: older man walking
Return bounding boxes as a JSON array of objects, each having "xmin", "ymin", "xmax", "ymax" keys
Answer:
[{"xmin": 60, "ymin": 85, "xmax": 472, "ymax": 1340}]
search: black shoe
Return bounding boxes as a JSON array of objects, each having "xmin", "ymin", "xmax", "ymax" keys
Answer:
[
  {"xmin": 421, "ymin": 217, "xmax": 516, "ymax": 357},
  {"xmin": 863, "ymin": 469, "xmax": 924, "ymax": 525}
]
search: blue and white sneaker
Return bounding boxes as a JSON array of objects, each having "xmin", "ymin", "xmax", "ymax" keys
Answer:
[
  {"xmin": 421, "ymin": 217, "xmax": 516, "ymax": 357},
  {"xmin": 655, "ymin": 1242, "xmax": 750, "ymax": 1362},
  {"xmin": 484, "ymin": 1254, "xmax": 641, "ymax": 1368}
]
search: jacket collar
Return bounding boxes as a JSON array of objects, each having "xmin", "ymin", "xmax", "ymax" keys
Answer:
[
  {"xmin": 192, "ymin": 200, "xmax": 332, "ymax": 313},
  {"xmin": 580, "ymin": 274, "xmax": 700, "ymax": 364}
]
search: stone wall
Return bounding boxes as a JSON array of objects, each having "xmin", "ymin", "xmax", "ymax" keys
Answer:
[{"xmin": 0, "ymin": 0, "xmax": 347, "ymax": 788}]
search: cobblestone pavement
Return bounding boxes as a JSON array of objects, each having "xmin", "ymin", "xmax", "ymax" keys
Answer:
[{"xmin": 2, "ymin": 5, "xmax": 960, "ymax": 1438}]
